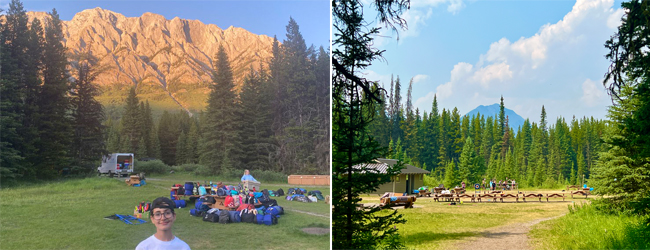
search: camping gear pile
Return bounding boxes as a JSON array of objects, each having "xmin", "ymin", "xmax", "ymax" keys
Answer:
[
  {"xmin": 133, "ymin": 201, "xmax": 152, "ymax": 218},
  {"xmin": 189, "ymin": 188, "xmax": 285, "ymax": 226},
  {"xmin": 285, "ymin": 188, "xmax": 325, "ymax": 203},
  {"xmin": 125, "ymin": 174, "xmax": 146, "ymax": 187}
]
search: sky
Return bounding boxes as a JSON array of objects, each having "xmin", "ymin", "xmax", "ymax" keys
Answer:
[
  {"xmin": 361, "ymin": 0, "xmax": 625, "ymax": 123},
  {"xmin": 1, "ymin": 0, "xmax": 330, "ymax": 48}
]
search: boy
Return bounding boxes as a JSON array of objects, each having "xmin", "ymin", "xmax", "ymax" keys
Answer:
[{"xmin": 136, "ymin": 197, "xmax": 190, "ymax": 250}]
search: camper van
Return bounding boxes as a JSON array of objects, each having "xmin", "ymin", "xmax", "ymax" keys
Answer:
[{"xmin": 98, "ymin": 153, "xmax": 134, "ymax": 177}]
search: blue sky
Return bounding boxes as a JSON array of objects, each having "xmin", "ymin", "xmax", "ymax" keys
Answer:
[
  {"xmin": 1, "ymin": 0, "xmax": 330, "ymax": 48},
  {"xmin": 362, "ymin": 0, "xmax": 625, "ymax": 123}
]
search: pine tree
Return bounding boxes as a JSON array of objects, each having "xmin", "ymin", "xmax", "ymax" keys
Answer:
[
  {"xmin": 332, "ymin": 0, "xmax": 409, "ymax": 248},
  {"xmin": 444, "ymin": 161, "xmax": 458, "ymax": 188},
  {"xmin": 199, "ymin": 45, "xmax": 242, "ymax": 174},
  {"xmin": 70, "ymin": 52, "xmax": 106, "ymax": 172},
  {"xmin": 36, "ymin": 8, "xmax": 73, "ymax": 178},
  {"xmin": 458, "ymin": 137, "xmax": 476, "ymax": 183},
  {"xmin": 121, "ymin": 87, "xmax": 141, "ymax": 152}
]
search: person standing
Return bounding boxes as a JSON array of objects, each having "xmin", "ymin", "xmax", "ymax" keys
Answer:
[
  {"xmin": 241, "ymin": 169, "xmax": 258, "ymax": 182},
  {"xmin": 136, "ymin": 197, "xmax": 191, "ymax": 250}
]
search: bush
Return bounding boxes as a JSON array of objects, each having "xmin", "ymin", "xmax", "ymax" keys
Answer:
[
  {"xmin": 135, "ymin": 160, "xmax": 170, "ymax": 174},
  {"xmin": 253, "ymin": 170, "xmax": 287, "ymax": 183},
  {"xmin": 175, "ymin": 163, "xmax": 202, "ymax": 173},
  {"xmin": 193, "ymin": 165, "xmax": 213, "ymax": 176}
]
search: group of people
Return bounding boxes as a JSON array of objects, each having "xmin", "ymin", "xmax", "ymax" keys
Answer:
[{"xmin": 482, "ymin": 178, "xmax": 517, "ymax": 191}]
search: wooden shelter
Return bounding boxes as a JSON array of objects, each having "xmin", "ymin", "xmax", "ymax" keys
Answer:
[{"xmin": 354, "ymin": 158, "xmax": 430, "ymax": 195}]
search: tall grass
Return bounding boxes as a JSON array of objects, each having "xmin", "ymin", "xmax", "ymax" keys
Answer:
[{"xmin": 530, "ymin": 202, "xmax": 650, "ymax": 249}]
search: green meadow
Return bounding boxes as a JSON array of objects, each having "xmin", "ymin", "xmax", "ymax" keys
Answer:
[{"xmin": 0, "ymin": 175, "xmax": 329, "ymax": 250}]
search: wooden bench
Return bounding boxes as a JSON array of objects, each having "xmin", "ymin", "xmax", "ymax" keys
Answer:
[
  {"xmin": 546, "ymin": 193, "xmax": 565, "ymax": 202},
  {"xmin": 476, "ymin": 193, "xmax": 497, "ymax": 202},
  {"xmin": 455, "ymin": 193, "xmax": 475, "ymax": 202},
  {"xmin": 499, "ymin": 193, "xmax": 519, "ymax": 202},
  {"xmin": 566, "ymin": 185, "xmax": 581, "ymax": 191},
  {"xmin": 521, "ymin": 193, "xmax": 543, "ymax": 202}
]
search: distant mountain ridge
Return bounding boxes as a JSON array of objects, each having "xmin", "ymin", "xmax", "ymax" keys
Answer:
[
  {"xmin": 25, "ymin": 8, "xmax": 276, "ymax": 113},
  {"xmin": 465, "ymin": 104, "xmax": 526, "ymax": 131}
]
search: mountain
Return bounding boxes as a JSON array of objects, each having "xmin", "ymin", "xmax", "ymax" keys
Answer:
[
  {"xmin": 25, "ymin": 8, "xmax": 276, "ymax": 114},
  {"xmin": 465, "ymin": 104, "xmax": 526, "ymax": 131}
]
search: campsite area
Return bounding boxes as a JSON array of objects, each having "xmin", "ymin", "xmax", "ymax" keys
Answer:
[
  {"xmin": 360, "ymin": 188, "xmax": 646, "ymax": 250},
  {"xmin": 0, "ymin": 173, "xmax": 330, "ymax": 250}
]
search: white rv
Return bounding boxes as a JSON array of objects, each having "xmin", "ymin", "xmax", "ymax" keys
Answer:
[{"xmin": 98, "ymin": 153, "xmax": 134, "ymax": 177}]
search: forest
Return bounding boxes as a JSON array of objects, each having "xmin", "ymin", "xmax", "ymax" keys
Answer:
[
  {"xmin": 367, "ymin": 76, "xmax": 607, "ymax": 189},
  {"xmin": 0, "ymin": 0, "xmax": 330, "ymax": 183}
]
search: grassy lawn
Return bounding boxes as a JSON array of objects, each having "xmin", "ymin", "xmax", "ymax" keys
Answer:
[
  {"xmin": 529, "ymin": 202, "xmax": 650, "ymax": 249},
  {"xmin": 360, "ymin": 191, "xmax": 589, "ymax": 249},
  {"xmin": 0, "ymin": 175, "xmax": 330, "ymax": 250}
]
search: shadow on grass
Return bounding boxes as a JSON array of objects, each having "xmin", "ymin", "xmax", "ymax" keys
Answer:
[{"xmin": 402, "ymin": 231, "xmax": 479, "ymax": 244}]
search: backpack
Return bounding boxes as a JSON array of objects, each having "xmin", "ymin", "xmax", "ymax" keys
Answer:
[
  {"xmin": 265, "ymin": 206, "xmax": 282, "ymax": 217},
  {"xmin": 294, "ymin": 195, "xmax": 311, "ymax": 203},
  {"xmin": 203, "ymin": 213, "xmax": 219, "ymax": 223},
  {"xmin": 276, "ymin": 188, "xmax": 285, "ymax": 196},
  {"xmin": 205, "ymin": 196, "xmax": 216, "ymax": 204},
  {"xmin": 308, "ymin": 190, "xmax": 322, "ymax": 196},
  {"xmin": 256, "ymin": 214, "xmax": 265, "ymax": 225},
  {"xmin": 195, "ymin": 200, "xmax": 203, "ymax": 210},
  {"xmin": 236, "ymin": 203, "xmax": 249, "ymax": 211},
  {"xmin": 263, "ymin": 214, "xmax": 277, "ymax": 226},
  {"xmin": 269, "ymin": 190, "xmax": 276, "ymax": 197},
  {"xmin": 314, "ymin": 193, "xmax": 325, "ymax": 201},
  {"xmin": 285, "ymin": 195, "xmax": 293, "ymax": 201},
  {"xmin": 298, "ymin": 188, "xmax": 307, "ymax": 194},
  {"xmin": 217, "ymin": 188, "xmax": 227, "ymax": 196},
  {"xmin": 198, "ymin": 186, "xmax": 207, "ymax": 196},
  {"xmin": 190, "ymin": 209, "xmax": 204, "ymax": 217},
  {"xmin": 170, "ymin": 191, "xmax": 176, "ymax": 200},
  {"xmin": 240, "ymin": 210, "xmax": 255, "ymax": 223},
  {"xmin": 228, "ymin": 211, "xmax": 241, "ymax": 223},
  {"xmin": 269, "ymin": 205, "xmax": 284, "ymax": 215},
  {"xmin": 261, "ymin": 199, "xmax": 278, "ymax": 207},
  {"xmin": 234, "ymin": 195, "xmax": 242, "ymax": 207},
  {"xmin": 218, "ymin": 210, "xmax": 230, "ymax": 224},
  {"xmin": 224, "ymin": 196, "xmax": 234, "ymax": 208}
]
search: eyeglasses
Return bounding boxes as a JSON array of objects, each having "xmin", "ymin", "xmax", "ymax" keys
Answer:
[{"xmin": 153, "ymin": 211, "xmax": 173, "ymax": 219}]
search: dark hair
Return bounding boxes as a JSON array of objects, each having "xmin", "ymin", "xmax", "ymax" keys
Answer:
[{"xmin": 150, "ymin": 197, "xmax": 175, "ymax": 216}]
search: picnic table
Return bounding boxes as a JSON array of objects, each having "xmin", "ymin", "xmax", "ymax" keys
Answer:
[
  {"xmin": 546, "ymin": 193, "xmax": 565, "ymax": 202},
  {"xmin": 499, "ymin": 193, "xmax": 519, "ymax": 202},
  {"xmin": 570, "ymin": 190, "xmax": 590, "ymax": 198},
  {"xmin": 521, "ymin": 193, "xmax": 543, "ymax": 202},
  {"xmin": 433, "ymin": 187, "xmax": 445, "ymax": 194},
  {"xmin": 417, "ymin": 189, "xmax": 432, "ymax": 197},
  {"xmin": 455, "ymin": 193, "xmax": 475, "ymax": 202},
  {"xmin": 380, "ymin": 196, "xmax": 417, "ymax": 208},
  {"xmin": 566, "ymin": 185, "xmax": 581, "ymax": 190},
  {"xmin": 476, "ymin": 193, "xmax": 497, "ymax": 202},
  {"xmin": 434, "ymin": 193, "xmax": 454, "ymax": 202},
  {"xmin": 452, "ymin": 188, "xmax": 466, "ymax": 194}
]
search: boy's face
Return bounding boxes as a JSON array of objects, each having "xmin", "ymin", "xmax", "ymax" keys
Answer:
[{"xmin": 152, "ymin": 208, "xmax": 176, "ymax": 232}]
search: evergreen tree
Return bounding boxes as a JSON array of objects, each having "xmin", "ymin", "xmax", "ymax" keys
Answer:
[
  {"xmin": 1, "ymin": 0, "xmax": 31, "ymax": 181},
  {"xmin": 458, "ymin": 137, "xmax": 476, "ymax": 183},
  {"xmin": 121, "ymin": 87, "xmax": 141, "ymax": 152},
  {"xmin": 239, "ymin": 66, "xmax": 273, "ymax": 171},
  {"xmin": 36, "ymin": 8, "xmax": 73, "ymax": 178},
  {"xmin": 70, "ymin": 52, "xmax": 106, "ymax": 172},
  {"xmin": 199, "ymin": 45, "xmax": 242, "ymax": 173},
  {"xmin": 332, "ymin": 0, "xmax": 409, "ymax": 248},
  {"xmin": 444, "ymin": 161, "xmax": 458, "ymax": 188}
]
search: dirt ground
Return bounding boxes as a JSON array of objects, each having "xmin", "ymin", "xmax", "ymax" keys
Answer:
[{"xmin": 454, "ymin": 215, "xmax": 565, "ymax": 250}]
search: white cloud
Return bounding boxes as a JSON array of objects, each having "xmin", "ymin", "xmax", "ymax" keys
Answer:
[
  {"xmin": 581, "ymin": 79, "xmax": 606, "ymax": 107},
  {"xmin": 415, "ymin": 0, "xmax": 623, "ymax": 120},
  {"xmin": 472, "ymin": 62, "xmax": 513, "ymax": 87},
  {"xmin": 447, "ymin": 0, "xmax": 465, "ymax": 14},
  {"xmin": 412, "ymin": 74, "xmax": 429, "ymax": 84}
]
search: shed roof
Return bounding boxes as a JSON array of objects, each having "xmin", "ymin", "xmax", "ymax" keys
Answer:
[{"xmin": 352, "ymin": 158, "xmax": 430, "ymax": 175}]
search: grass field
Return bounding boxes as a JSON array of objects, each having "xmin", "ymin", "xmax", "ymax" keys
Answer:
[
  {"xmin": 0, "ymin": 175, "xmax": 330, "ymax": 250},
  {"xmin": 530, "ymin": 202, "xmax": 650, "ymax": 249},
  {"xmin": 360, "ymin": 191, "xmax": 591, "ymax": 249}
]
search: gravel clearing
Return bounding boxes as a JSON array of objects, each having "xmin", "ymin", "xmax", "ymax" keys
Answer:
[{"xmin": 456, "ymin": 215, "xmax": 564, "ymax": 250}]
